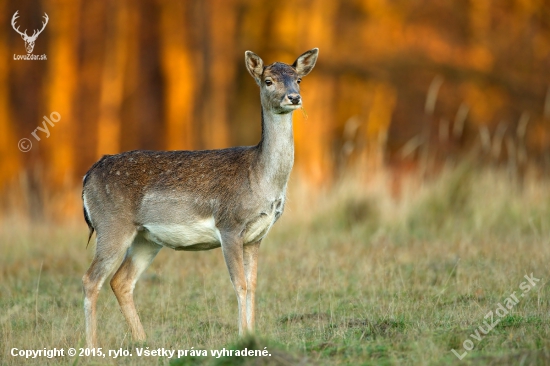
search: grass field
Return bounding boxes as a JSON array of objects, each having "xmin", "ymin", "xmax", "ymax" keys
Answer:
[{"xmin": 1, "ymin": 166, "xmax": 550, "ymax": 365}]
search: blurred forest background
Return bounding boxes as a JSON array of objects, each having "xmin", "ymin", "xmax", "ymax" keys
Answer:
[{"xmin": 1, "ymin": 0, "xmax": 549, "ymax": 221}]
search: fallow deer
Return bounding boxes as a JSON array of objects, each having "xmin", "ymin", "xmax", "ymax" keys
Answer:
[{"xmin": 82, "ymin": 48, "xmax": 319, "ymax": 347}]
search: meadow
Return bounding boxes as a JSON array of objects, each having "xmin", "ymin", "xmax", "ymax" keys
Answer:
[{"xmin": 1, "ymin": 165, "xmax": 550, "ymax": 365}]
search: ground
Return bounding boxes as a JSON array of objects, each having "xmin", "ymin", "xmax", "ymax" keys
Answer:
[{"xmin": 1, "ymin": 166, "xmax": 549, "ymax": 365}]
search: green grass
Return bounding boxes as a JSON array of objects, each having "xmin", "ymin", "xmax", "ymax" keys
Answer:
[{"xmin": 1, "ymin": 166, "xmax": 550, "ymax": 365}]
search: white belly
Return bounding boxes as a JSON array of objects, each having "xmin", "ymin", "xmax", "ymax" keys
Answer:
[{"xmin": 142, "ymin": 217, "xmax": 222, "ymax": 249}]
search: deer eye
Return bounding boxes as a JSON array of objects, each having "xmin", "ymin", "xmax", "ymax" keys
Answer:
[
  {"xmin": 297, "ymin": 78, "xmax": 302, "ymax": 84},
  {"xmin": 265, "ymin": 80, "xmax": 273, "ymax": 86}
]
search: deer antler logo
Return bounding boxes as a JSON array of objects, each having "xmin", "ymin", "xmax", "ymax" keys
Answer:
[{"xmin": 11, "ymin": 11, "xmax": 49, "ymax": 54}]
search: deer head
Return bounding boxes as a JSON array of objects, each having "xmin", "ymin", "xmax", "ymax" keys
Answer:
[
  {"xmin": 11, "ymin": 11, "xmax": 49, "ymax": 54},
  {"xmin": 245, "ymin": 48, "xmax": 319, "ymax": 115}
]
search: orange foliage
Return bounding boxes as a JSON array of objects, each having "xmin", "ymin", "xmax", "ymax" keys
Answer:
[
  {"xmin": 43, "ymin": 0, "xmax": 79, "ymax": 187},
  {"xmin": 159, "ymin": 0, "xmax": 198, "ymax": 151},
  {"xmin": 0, "ymin": 3, "xmax": 20, "ymax": 186},
  {"xmin": 1, "ymin": 0, "xmax": 549, "ymax": 216}
]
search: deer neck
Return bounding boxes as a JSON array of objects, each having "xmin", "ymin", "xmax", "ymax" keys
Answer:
[{"xmin": 256, "ymin": 108, "xmax": 295, "ymax": 190}]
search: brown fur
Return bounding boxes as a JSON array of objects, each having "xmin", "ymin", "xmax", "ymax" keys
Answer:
[{"xmin": 81, "ymin": 48, "xmax": 319, "ymax": 347}]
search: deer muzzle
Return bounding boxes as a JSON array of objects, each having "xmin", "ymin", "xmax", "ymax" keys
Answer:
[{"xmin": 287, "ymin": 93, "xmax": 301, "ymax": 105}]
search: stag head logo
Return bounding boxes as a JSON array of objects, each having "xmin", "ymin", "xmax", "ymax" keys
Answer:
[{"xmin": 11, "ymin": 11, "xmax": 49, "ymax": 54}]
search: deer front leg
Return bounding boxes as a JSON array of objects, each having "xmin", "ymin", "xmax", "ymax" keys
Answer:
[
  {"xmin": 243, "ymin": 241, "xmax": 260, "ymax": 333},
  {"xmin": 221, "ymin": 234, "xmax": 247, "ymax": 335}
]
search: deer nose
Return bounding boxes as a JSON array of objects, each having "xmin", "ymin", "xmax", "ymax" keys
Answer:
[{"xmin": 288, "ymin": 94, "xmax": 301, "ymax": 105}]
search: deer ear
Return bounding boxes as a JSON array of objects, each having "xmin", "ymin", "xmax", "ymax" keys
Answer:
[
  {"xmin": 245, "ymin": 51, "xmax": 264, "ymax": 85},
  {"xmin": 292, "ymin": 48, "xmax": 319, "ymax": 77}
]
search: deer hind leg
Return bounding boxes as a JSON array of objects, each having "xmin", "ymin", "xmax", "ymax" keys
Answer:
[
  {"xmin": 110, "ymin": 236, "xmax": 161, "ymax": 341},
  {"xmin": 82, "ymin": 228, "xmax": 136, "ymax": 348},
  {"xmin": 221, "ymin": 234, "xmax": 247, "ymax": 335},
  {"xmin": 243, "ymin": 241, "xmax": 260, "ymax": 333}
]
